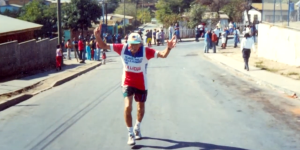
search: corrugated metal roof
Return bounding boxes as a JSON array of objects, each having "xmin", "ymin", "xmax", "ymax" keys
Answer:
[
  {"xmin": 219, "ymin": 14, "xmax": 229, "ymax": 19},
  {"xmin": 252, "ymin": 3, "xmax": 294, "ymax": 11},
  {"xmin": 0, "ymin": 15, "xmax": 43, "ymax": 36},
  {"xmin": 44, "ymin": 0, "xmax": 70, "ymax": 3},
  {"xmin": 108, "ymin": 14, "xmax": 134, "ymax": 19},
  {"xmin": 9, "ymin": 4, "xmax": 22, "ymax": 7}
]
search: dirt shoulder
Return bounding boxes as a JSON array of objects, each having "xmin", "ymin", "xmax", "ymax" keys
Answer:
[{"xmin": 218, "ymin": 45, "xmax": 300, "ymax": 80}]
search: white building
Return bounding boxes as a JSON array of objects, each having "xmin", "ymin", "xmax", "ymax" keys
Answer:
[{"xmin": 243, "ymin": 8, "xmax": 261, "ymax": 24}]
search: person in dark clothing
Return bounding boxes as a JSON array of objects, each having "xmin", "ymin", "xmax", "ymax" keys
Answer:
[
  {"xmin": 225, "ymin": 27, "xmax": 230, "ymax": 47},
  {"xmin": 112, "ymin": 34, "xmax": 116, "ymax": 43},
  {"xmin": 138, "ymin": 29, "xmax": 143, "ymax": 41},
  {"xmin": 240, "ymin": 33, "xmax": 254, "ymax": 71},
  {"xmin": 208, "ymin": 30, "xmax": 212, "ymax": 49}
]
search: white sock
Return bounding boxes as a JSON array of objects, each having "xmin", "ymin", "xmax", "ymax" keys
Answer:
[
  {"xmin": 127, "ymin": 127, "xmax": 133, "ymax": 134},
  {"xmin": 135, "ymin": 120, "xmax": 141, "ymax": 129}
]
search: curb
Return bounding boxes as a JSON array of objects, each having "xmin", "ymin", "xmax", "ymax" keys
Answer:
[
  {"xmin": 203, "ymin": 54, "xmax": 299, "ymax": 100},
  {"xmin": 0, "ymin": 62, "xmax": 102, "ymax": 111}
]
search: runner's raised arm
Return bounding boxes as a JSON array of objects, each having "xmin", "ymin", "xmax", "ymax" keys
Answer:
[
  {"xmin": 94, "ymin": 24, "xmax": 110, "ymax": 50},
  {"xmin": 157, "ymin": 36, "xmax": 176, "ymax": 58}
]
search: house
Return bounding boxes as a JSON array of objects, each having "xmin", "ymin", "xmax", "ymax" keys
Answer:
[
  {"xmin": 244, "ymin": 2, "xmax": 300, "ymax": 24},
  {"xmin": 100, "ymin": 14, "xmax": 134, "ymax": 26},
  {"xmin": 44, "ymin": 0, "xmax": 70, "ymax": 5},
  {"xmin": 7, "ymin": 0, "xmax": 31, "ymax": 5},
  {"xmin": 0, "ymin": 14, "xmax": 43, "ymax": 43},
  {"xmin": 0, "ymin": 3, "xmax": 22, "ymax": 13}
]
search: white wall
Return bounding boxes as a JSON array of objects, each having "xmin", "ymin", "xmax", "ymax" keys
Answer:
[
  {"xmin": 248, "ymin": 9, "xmax": 261, "ymax": 22},
  {"xmin": 257, "ymin": 23, "xmax": 300, "ymax": 66},
  {"xmin": 244, "ymin": 9, "xmax": 262, "ymax": 24}
]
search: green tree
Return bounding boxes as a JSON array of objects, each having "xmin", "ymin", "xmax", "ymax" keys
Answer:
[
  {"xmin": 196, "ymin": 0, "xmax": 229, "ymax": 14},
  {"xmin": 19, "ymin": 0, "xmax": 57, "ymax": 38},
  {"xmin": 222, "ymin": 0, "xmax": 245, "ymax": 22},
  {"xmin": 137, "ymin": 8, "xmax": 151, "ymax": 23},
  {"xmin": 106, "ymin": 0, "xmax": 119, "ymax": 13},
  {"xmin": 187, "ymin": 4, "xmax": 206, "ymax": 28},
  {"xmin": 62, "ymin": 0, "xmax": 102, "ymax": 33},
  {"xmin": 114, "ymin": 2, "xmax": 137, "ymax": 18},
  {"xmin": 155, "ymin": 0, "xmax": 195, "ymax": 27}
]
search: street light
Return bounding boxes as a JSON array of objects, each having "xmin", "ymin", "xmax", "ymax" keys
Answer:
[
  {"xmin": 57, "ymin": 0, "xmax": 63, "ymax": 65},
  {"xmin": 99, "ymin": 0, "xmax": 107, "ymax": 32}
]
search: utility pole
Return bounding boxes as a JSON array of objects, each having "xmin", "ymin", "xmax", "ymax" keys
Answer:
[
  {"xmin": 135, "ymin": 0, "xmax": 138, "ymax": 29},
  {"xmin": 288, "ymin": 0, "xmax": 291, "ymax": 26},
  {"xmin": 123, "ymin": 0, "xmax": 125, "ymax": 35},
  {"xmin": 142, "ymin": 0, "xmax": 144, "ymax": 24},
  {"xmin": 57, "ymin": 0, "xmax": 63, "ymax": 65},
  {"xmin": 106, "ymin": 2, "xmax": 108, "ymax": 32}
]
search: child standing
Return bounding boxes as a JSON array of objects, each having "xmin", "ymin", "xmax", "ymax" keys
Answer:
[{"xmin": 102, "ymin": 50, "xmax": 106, "ymax": 65}]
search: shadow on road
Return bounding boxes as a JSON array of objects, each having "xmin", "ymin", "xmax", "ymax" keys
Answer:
[
  {"xmin": 18, "ymin": 64, "xmax": 81, "ymax": 81},
  {"xmin": 132, "ymin": 137, "xmax": 249, "ymax": 150}
]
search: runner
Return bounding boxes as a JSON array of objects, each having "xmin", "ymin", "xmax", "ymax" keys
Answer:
[{"xmin": 93, "ymin": 24, "xmax": 177, "ymax": 146}]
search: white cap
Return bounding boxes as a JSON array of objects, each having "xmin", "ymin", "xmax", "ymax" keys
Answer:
[{"xmin": 127, "ymin": 33, "xmax": 142, "ymax": 44}]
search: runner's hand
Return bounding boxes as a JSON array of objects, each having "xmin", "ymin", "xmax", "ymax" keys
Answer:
[
  {"xmin": 94, "ymin": 24, "xmax": 102, "ymax": 40},
  {"xmin": 167, "ymin": 36, "xmax": 176, "ymax": 49}
]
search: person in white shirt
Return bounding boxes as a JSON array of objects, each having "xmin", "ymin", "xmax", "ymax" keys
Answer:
[
  {"xmin": 168, "ymin": 25, "xmax": 174, "ymax": 40},
  {"xmin": 240, "ymin": 33, "xmax": 255, "ymax": 71},
  {"xmin": 198, "ymin": 24, "xmax": 204, "ymax": 38},
  {"xmin": 245, "ymin": 25, "xmax": 250, "ymax": 35},
  {"xmin": 229, "ymin": 21, "xmax": 234, "ymax": 34},
  {"xmin": 213, "ymin": 27, "xmax": 221, "ymax": 46}
]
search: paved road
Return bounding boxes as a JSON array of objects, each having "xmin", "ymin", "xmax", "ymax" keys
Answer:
[{"xmin": 1, "ymin": 40, "xmax": 300, "ymax": 150}]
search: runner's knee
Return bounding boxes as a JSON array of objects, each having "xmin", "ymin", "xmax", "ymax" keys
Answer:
[
  {"xmin": 124, "ymin": 96, "xmax": 133, "ymax": 113},
  {"xmin": 137, "ymin": 102, "xmax": 145, "ymax": 112}
]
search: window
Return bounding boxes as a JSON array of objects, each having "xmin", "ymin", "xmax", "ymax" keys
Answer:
[{"xmin": 254, "ymin": 15, "xmax": 258, "ymax": 22}]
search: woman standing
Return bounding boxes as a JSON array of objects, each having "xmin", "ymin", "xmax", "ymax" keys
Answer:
[
  {"xmin": 56, "ymin": 45, "xmax": 62, "ymax": 71},
  {"xmin": 85, "ymin": 40, "xmax": 91, "ymax": 60},
  {"xmin": 240, "ymin": 33, "xmax": 255, "ymax": 71}
]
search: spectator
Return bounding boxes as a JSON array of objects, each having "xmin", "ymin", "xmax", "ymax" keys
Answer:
[
  {"xmin": 66, "ymin": 39, "xmax": 72, "ymax": 60},
  {"xmin": 211, "ymin": 31, "xmax": 218, "ymax": 53},
  {"xmin": 152, "ymin": 29, "xmax": 156, "ymax": 45},
  {"xmin": 221, "ymin": 29, "xmax": 227, "ymax": 49},
  {"xmin": 56, "ymin": 45, "xmax": 62, "ymax": 71},
  {"xmin": 161, "ymin": 30, "xmax": 165, "ymax": 46},
  {"xmin": 168, "ymin": 25, "xmax": 174, "ymax": 40},
  {"xmin": 204, "ymin": 30, "xmax": 210, "ymax": 53},
  {"xmin": 240, "ymin": 33, "xmax": 255, "ymax": 71},
  {"xmin": 213, "ymin": 26, "xmax": 221, "ymax": 46}
]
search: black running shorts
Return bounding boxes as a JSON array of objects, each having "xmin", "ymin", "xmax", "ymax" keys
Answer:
[{"xmin": 122, "ymin": 86, "xmax": 148, "ymax": 102}]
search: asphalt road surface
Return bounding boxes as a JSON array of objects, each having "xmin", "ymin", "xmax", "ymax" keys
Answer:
[{"xmin": 1, "ymin": 40, "xmax": 300, "ymax": 150}]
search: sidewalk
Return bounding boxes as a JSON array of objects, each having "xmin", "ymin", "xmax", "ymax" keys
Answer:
[
  {"xmin": 0, "ymin": 57, "xmax": 101, "ymax": 110},
  {"xmin": 203, "ymin": 46, "xmax": 300, "ymax": 99}
]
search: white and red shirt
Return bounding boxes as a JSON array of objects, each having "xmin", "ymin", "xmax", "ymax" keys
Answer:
[{"xmin": 110, "ymin": 44, "xmax": 158, "ymax": 90}]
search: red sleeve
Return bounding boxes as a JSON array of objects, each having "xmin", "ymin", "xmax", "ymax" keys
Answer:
[
  {"xmin": 146, "ymin": 47, "xmax": 157, "ymax": 60},
  {"xmin": 111, "ymin": 44, "xmax": 123, "ymax": 55}
]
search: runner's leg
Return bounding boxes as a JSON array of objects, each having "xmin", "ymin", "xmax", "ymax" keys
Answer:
[
  {"xmin": 124, "ymin": 95, "xmax": 135, "ymax": 145},
  {"xmin": 136, "ymin": 102, "xmax": 145, "ymax": 123},
  {"xmin": 124, "ymin": 95, "xmax": 133, "ymax": 128}
]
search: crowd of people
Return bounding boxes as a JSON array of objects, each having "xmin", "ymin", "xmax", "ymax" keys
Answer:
[
  {"xmin": 194, "ymin": 21, "xmax": 258, "ymax": 54},
  {"xmin": 56, "ymin": 21, "xmax": 258, "ymax": 72},
  {"xmin": 55, "ymin": 33, "xmax": 108, "ymax": 71},
  {"xmin": 195, "ymin": 21, "xmax": 257, "ymax": 71}
]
